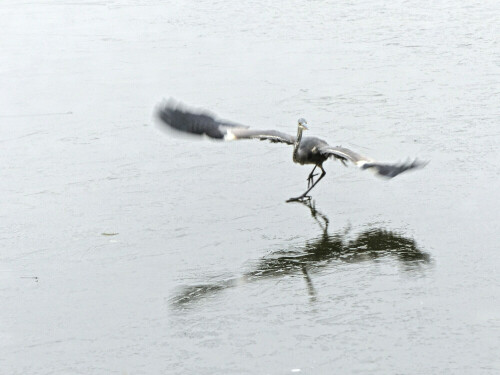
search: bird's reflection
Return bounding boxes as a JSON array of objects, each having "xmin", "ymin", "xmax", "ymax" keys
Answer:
[{"xmin": 171, "ymin": 201, "xmax": 430, "ymax": 308}]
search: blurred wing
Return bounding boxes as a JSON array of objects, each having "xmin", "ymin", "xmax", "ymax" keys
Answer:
[
  {"xmin": 156, "ymin": 100, "xmax": 295, "ymax": 145},
  {"xmin": 319, "ymin": 145, "xmax": 428, "ymax": 178},
  {"xmin": 229, "ymin": 128, "xmax": 295, "ymax": 144}
]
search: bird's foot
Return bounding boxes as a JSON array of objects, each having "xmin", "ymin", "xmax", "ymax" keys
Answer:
[{"xmin": 286, "ymin": 195, "xmax": 312, "ymax": 203}]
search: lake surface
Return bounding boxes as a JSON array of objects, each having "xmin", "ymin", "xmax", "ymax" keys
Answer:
[{"xmin": 1, "ymin": 0, "xmax": 499, "ymax": 373}]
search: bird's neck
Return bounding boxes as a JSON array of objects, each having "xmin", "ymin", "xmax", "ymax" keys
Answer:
[{"xmin": 293, "ymin": 127, "xmax": 303, "ymax": 162}]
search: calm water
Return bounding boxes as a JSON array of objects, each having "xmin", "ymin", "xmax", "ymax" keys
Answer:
[{"xmin": 1, "ymin": 0, "xmax": 499, "ymax": 373}]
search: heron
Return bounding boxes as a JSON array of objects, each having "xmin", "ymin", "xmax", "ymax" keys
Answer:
[{"xmin": 156, "ymin": 100, "xmax": 427, "ymax": 202}]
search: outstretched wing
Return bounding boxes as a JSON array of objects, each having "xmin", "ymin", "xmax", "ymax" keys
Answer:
[
  {"xmin": 156, "ymin": 100, "xmax": 295, "ymax": 145},
  {"xmin": 318, "ymin": 145, "xmax": 427, "ymax": 178}
]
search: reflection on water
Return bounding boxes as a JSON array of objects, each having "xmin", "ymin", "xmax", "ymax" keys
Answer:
[{"xmin": 171, "ymin": 201, "xmax": 430, "ymax": 308}]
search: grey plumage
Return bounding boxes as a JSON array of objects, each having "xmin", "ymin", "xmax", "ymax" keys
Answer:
[
  {"xmin": 317, "ymin": 145, "xmax": 424, "ymax": 178},
  {"xmin": 156, "ymin": 100, "xmax": 427, "ymax": 201},
  {"xmin": 156, "ymin": 100, "xmax": 247, "ymax": 139}
]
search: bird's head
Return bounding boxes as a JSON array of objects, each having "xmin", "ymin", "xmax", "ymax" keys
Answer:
[{"xmin": 297, "ymin": 118, "xmax": 309, "ymax": 130}]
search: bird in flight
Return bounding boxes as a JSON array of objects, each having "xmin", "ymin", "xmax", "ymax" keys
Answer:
[{"xmin": 156, "ymin": 100, "xmax": 427, "ymax": 202}]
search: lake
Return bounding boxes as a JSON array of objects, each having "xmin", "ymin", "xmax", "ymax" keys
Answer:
[{"xmin": 1, "ymin": 0, "xmax": 499, "ymax": 373}]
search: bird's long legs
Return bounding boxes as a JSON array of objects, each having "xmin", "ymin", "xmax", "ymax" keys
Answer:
[
  {"xmin": 287, "ymin": 165, "xmax": 326, "ymax": 202},
  {"xmin": 307, "ymin": 165, "xmax": 318, "ymax": 188}
]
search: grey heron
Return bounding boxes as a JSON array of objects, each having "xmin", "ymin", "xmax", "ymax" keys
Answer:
[{"xmin": 156, "ymin": 100, "xmax": 427, "ymax": 202}]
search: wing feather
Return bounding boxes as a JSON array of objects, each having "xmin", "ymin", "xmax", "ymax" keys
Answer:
[
  {"xmin": 156, "ymin": 100, "xmax": 295, "ymax": 145},
  {"xmin": 229, "ymin": 128, "xmax": 295, "ymax": 144},
  {"xmin": 319, "ymin": 145, "xmax": 427, "ymax": 178}
]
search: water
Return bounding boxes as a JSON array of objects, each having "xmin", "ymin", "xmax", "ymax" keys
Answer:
[{"xmin": 1, "ymin": 0, "xmax": 499, "ymax": 373}]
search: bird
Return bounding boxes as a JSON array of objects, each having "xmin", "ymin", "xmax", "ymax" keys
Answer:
[{"xmin": 156, "ymin": 99, "xmax": 427, "ymax": 202}]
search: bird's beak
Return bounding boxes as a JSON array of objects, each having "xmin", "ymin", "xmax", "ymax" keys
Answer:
[{"xmin": 302, "ymin": 124, "xmax": 309, "ymax": 130}]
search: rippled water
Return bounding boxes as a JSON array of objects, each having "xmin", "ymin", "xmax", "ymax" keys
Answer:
[{"xmin": 1, "ymin": 0, "xmax": 499, "ymax": 373}]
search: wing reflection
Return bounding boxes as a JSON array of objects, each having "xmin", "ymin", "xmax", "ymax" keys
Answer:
[{"xmin": 171, "ymin": 201, "xmax": 430, "ymax": 308}]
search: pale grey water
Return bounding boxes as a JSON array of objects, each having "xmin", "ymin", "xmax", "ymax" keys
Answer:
[{"xmin": 1, "ymin": 0, "xmax": 499, "ymax": 374}]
